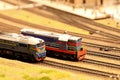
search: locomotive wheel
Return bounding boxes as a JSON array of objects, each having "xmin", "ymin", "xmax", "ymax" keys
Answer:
[
  {"xmin": 68, "ymin": 54, "xmax": 76, "ymax": 61},
  {"xmin": 78, "ymin": 55, "xmax": 85, "ymax": 61},
  {"xmin": 0, "ymin": 49, "xmax": 3, "ymax": 56},
  {"xmin": 54, "ymin": 52, "xmax": 59, "ymax": 57},
  {"xmin": 14, "ymin": 53, "xmax": 22, "ymax": 59},
  {"xmin": 0, "ymin": 50, "xmax": 4, "ymax": 56},
  {"xmin": 0, "ymin": 49, "xmax": 2, "ymax": 53},
  {"xmin": 46, "ymin": 50, "xmax": 54, "ymax": 56},
  {"xmin": 62, "ymin": 54, "xmax": 67, "ymax": 59},
  {"xmin": 31, "ymin": 54, "xmax": 36, "ymax": 62},
  {"xmin": 6, "ymin": 50, "xmax": 13, "ymax": 55},
  {"xmin": 22, "ymin": 54, "xmax": 29, "ymax": 60}
]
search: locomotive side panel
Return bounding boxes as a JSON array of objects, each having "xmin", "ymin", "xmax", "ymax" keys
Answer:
[
  {"xmin": 0, "ymin": 39, "xmax": 34, "ymax": 61},
  {"xmin": 0, "ymin": 39, "xmax": 31, "ymax": 54},
  {"xmin": 0, "ymin": 39, "xmax": 17, "ymax": 50}
]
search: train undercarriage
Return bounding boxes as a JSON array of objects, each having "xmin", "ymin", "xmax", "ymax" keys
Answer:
[{"xmin": 0, "ymin": 48, "xmax": 37, "ymax": 62}]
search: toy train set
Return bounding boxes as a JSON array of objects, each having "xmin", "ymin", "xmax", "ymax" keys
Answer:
[
  {"xmin": 0, "ymin": 29, "xmax": 86, "ymax": 61},
  {"xmin": 21, "ymin": 29, "xmax": 87, "ymax": 61},
  {"xmin": 0, "ymin": 32, "xmax": 46, "ymax": 62}
]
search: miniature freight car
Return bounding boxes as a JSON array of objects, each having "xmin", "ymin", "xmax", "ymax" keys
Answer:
[
  {"xmin": 0, "ymin": 32, "xmax": 46, "ymax": 62},
  {"xmin": 21, "ymin": 29, "xmax": 86, "ymax": 61}
]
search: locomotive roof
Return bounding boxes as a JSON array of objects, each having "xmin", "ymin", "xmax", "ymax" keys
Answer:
[
  {"xmin": 0, "ymin": 32, "xmax": 44, "ymax": 45},
  {"xmin": 21, "ymin": 29, "xmax": 82, "ymax": 41}
]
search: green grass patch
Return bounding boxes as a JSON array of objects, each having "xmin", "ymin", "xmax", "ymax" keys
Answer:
[
  {"xmin": 0, "ymin": 10, "xmax": 89, "ymax": 35},
  {"xmin": 95, "ymin": 18, "xmax": 120, "ymax": 29},
  {"xmin": 23, "ymin": 75, "xmax": 51, "ymax": 80},
  {"xmin": 0, "ymin": 74, "xmax": 5, "ymax": 77},
  {"xmin": 0, "ymin": 58, "xmax": 89, "ymax": 80}
]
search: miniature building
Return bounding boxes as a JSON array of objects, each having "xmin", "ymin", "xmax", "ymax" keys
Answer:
[{"xmin": 50, "ymin": 0, "xmax": 120, "ymax": 8}]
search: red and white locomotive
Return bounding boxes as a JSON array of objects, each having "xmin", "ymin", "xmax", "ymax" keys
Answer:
[{"xmin": 21, "ymin": 29, "xmax": 87, "ymax": 61}]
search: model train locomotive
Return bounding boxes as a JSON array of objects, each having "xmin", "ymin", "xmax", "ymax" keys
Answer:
[
  {"xmin": 0, "ymin": 32, "xmax": 46, "ymax": 62},
  {"xmin": 21, "ymin": 29, "xmax": 87, "ymax": 61}
]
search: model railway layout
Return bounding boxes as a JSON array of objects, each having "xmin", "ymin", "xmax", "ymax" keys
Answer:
[{"xmin": 0, "ymin": 0, "xmax": 120, "ymax": 80}]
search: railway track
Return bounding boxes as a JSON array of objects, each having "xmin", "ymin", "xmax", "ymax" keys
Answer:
[
  {"xmin": 1, "ymin": 17, "xmax": 120, "ymax": 63},
  {"xmin": 0, "ymin": 13, "xmax": 120, "ymax": 49},
  {"xmin": 1, "ymin": 19, "xmax": 120, "ymax": 69},
  {"xmin": 1, "ymin": 1, "xmax": 120, "ymax": 79},
  {"xmin": 83, "ymin": 42, "xmax": 120, "ymax": 52},
  {"xmin": 83, "ymin": 58, "xmax": 120, "ymax": 69},
  {"xmin": 0, "ymin": 14, "xmax": 120, "ymax": 56},
  {"xmin": 3, "ymin": 0, "xmax": 120, "ymax": 47},
  {"xmin": 24, "ymin": 5, "xmax": 120, "ymax": 40},
  {"xmin": 3, "ymin": 0, "xmax": 120, "ymax": 40},
  {"xmin": 26, "ymin": 7, "xmax": 119, "ymax": 40},
  {"xmin": 0, "ymin": 12, "xmax": 119, "ymax": 69},
  {"xmin": 36, "ymin": 5, "xmax": 120, "ymax": 39},
  {"xmin": 0, "ymin": 12, "xmax": 118, "ymax": 47},
  {"xmin": 87, "ymin": 50, "xmax": 120, "ymax": 60},
  {"xmin": 41, "ymin": 60, "xmax": 119, "ymax": 78},
  {"xmin": 0, "ymin": 22, "xmax": 20, "ymax": 31},
  {"xmin": 76, "ymin": 34, "xmax": 118, "ymax": 44}
]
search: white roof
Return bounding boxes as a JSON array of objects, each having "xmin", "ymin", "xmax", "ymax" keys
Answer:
[
  {"xmin": 21, "ymin": 28, "xmax": 60, "ymax": 37},
  {"xmin": 58, "ymin": 34, "xmax": 71, "ymax": 42},
  {"xmin": 0, "ymin": 32, "xmax": 44, "ymax": 45},
  {"xmin": 21, "ymin": 28, "xmax": 82, "ymax": 41},
  {"xmin": 69, "ymin": 36, "xmax": 80, "ymax": 40}
]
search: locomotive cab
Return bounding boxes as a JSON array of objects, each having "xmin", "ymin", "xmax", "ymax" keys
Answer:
[
  {"xmin": 0, "ymin": 32, "xmax": 46, "ymax": 62},
  {"xmin": 29, "ymin": 39, "xmax": 46, "ymax": 61},
  {"xmin": 68, "ymin": 37, "xmax": 86, "ymax": 61}
]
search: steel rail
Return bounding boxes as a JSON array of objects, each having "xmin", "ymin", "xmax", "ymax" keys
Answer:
[
  {"xmin": 83, "ymin": 42, "xmax": 120, "ymax": 51},
  {"xmin": 1, "ymin": 18, "xmax": 120, "ymax": 61},
  {"xmin": 39, "ymin": 4, "xmax": 120, "ymax": 33},
  {"xmin": 83, "ymin": 58, "xmax": 120, "ymax": 69},
  {"xmin": 4, "ymin": 0, "xmax": 120, "ymax": 40},
  {"xmin": 5, "ymin": 0, "xmax": 120, "ymax": 40},
  {"xmin": 72, "ymin": 33, "xmax": 117, "ymax": 44},
  {"xmin": 87, "ymin": 51, "xmax": 120, "ymax": 60},
  {"xmin": 0, "ymin": 13, "xmax": 120, "ymax": 52},
  {"xmin": 0, "ymin": 21, "xmax": 119, "ymax": 69},
  {"xmin": 43, "ymin": 60, "xmax": 118, "ymax": 77},
  {"xmin": 39, "ymin": 5, "xmax": 120, "ymax": 40}
]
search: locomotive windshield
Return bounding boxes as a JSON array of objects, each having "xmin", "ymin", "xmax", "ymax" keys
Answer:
[
  {"xmin": 30, "ymin": 38, "xmax": 46, "ymax": 61},
  {"xmin": 36, "ymin": 41, "xmax": 46, "ymax": 54},
  {"xmin": 68, "ymin": 38, "xmax": 82, "ymax": 51},
  {"xmin": 76, "ymin": 38, "xmax": 82, "ymax": 51},
  {"xmin": 37, "ymin": 41, "xmax": 45, "ymax": 47}
]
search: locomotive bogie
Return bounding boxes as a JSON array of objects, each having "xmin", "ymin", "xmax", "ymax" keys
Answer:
[{"xmin": 46, "ymin": 49, "xmax": 77, "ymax": 60}]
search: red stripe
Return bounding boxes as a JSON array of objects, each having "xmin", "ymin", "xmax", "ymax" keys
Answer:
[
  {"xmin": 78, "ymin": 49, "xmax": 86, "ymax": 56},
  {"xmin": 57, "ymin": 41, "xmax": 81, "ymax": 46},
  {"xmin": 76, "ymin": 42, "xmax": 82, "ymax": 46},
  {"xmin": 67, "ymin": 42, "xmax": 81, "ymax": 46},
  {"xmin": 35, "ymin": 58, "xmax": 42, "ymax": 61},
  {"xmin": 46, "ymin": 46, "xmax": 76, "ymax": 54}
]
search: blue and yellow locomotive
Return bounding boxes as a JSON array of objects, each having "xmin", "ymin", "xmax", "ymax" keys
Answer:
[
  {"xmin": 21, "ymin": 29, "xmax": 86, "ymax": 61},
  {"xmin": 0, "ymin": 32, "xmax": 46, "ymax": 62}
]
